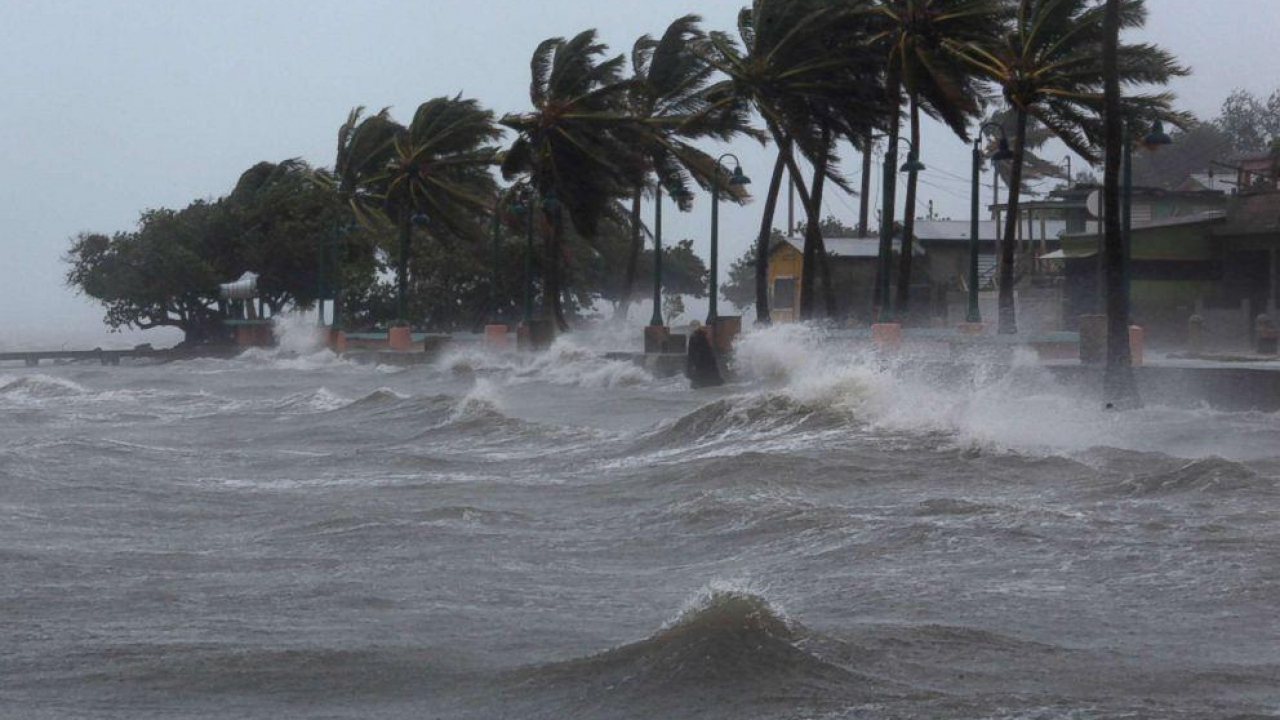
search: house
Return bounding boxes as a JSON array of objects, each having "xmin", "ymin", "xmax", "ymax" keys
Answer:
[
  {"xmin": 766, "ymin": 234, "xmax": 918, "ymax": 323},
  {"xmin": 1060, "ymin": 189, "xmax": 1280, "ymax": 348}
]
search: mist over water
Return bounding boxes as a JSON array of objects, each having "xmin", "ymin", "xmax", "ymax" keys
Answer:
[{"xmin": 2, "ymin": 324, "xmax": 1278, "ymax": 719}]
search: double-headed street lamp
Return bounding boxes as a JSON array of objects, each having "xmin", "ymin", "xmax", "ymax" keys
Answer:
[
  {"xmin": 707, "ymin": 155, "xmax": 751, "ymax": 326},
  {"xmin": 967, "ymin": 123, "xmax": 1015, "ymax": 324},
  {"xmin": 650, "ymin": 184, "xmax": 694, "ymax": 327},
  {"xmin": 876, "ymin": 136, "xmax": 927, "ymax": 323}
]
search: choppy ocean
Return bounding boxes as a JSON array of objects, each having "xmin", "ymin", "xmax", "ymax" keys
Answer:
[{"xmin": 2, "ymin": 322, "xmax": 1278, "ymax": 719}]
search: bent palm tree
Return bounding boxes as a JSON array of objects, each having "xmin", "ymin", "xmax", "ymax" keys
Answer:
[
  {"xmin": 950, "ymin": 0, "xmax": 1186, "ymax": 334},
  {"xmin": 321, "ymin": 107, "xmax": 400, "ymax": 227},
  {"xmin": 501, "ymin": 30, "xmax": 649, "ymax": 332},
  {"xmin": 375, "ymin": 97, "xmax": 502, "ymax": 324},
  {"xmin": 616, "ymin": 14, "xmax": 758, "ymax": 321}
]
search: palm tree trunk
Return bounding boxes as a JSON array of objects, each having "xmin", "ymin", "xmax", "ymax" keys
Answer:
[
  {"xmin": 997, "ymin": 109, "xmax": 1029, "ymax": 335},
  {"xmin": 396, "ymin": 208, "xmax": 411, "ymax": 325},
  {"xmin": 754, "ymin": 150, "xmax": 789, "ymax": 325},
  {"xmin": 1102, "ymin": 0, "xmax": 1138, "ymax": 406},
  {"xmin": 895, "ymin": 98, "xmax": 921, "ymax": 320},
  {"xmin": 858, "ymin": 131, "xmax": 873, "ymax": 237},
  {"xmin": 875, "ymin": 67, "xmax": 903, "ymax": 317},
  {"xmin": 616, "ymin": 188, "xmax": 644, "ymax": 320},
  {"xmin": 782, "ymin": 151, "xmax": 836, "ymax": 321}
]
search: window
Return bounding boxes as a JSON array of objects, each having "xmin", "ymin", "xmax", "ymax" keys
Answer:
[{"xmin": 772, "ymin": 277, "xmax": 796, "ymax": 310}]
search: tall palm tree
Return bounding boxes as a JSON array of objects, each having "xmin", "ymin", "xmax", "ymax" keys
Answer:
[
  {"xmin": 698, "ymin": 0, "xmax": 885, "ymax": 321},
  {"xmin": 501, "ymin": 30, "xmax": 649, "ymax": 332},
  {"xmin": 323, "ymin": 107, "xmax": 400, "ymax": 227},
  {"xmin": 616, "ymin": 15, "xmax": 757, "ymax": 321},
  {"xmin": 1101, "ymin": 0, "xmax": 1136, "ymax": 406},
  {"xmin": 863, "ymin": 0, "xmax": 1006, "ymax": 319},
  {"xmin": 377, "ymin": 96, "xmax": 502, "ymax": 325},
  {"xmin": 950, "ymin": 0, "xmax": 1186, "ymax": 334}
]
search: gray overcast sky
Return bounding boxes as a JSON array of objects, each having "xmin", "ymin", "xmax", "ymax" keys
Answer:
[{"xmin": 1, "ymin": 0, "xmax": 1276, "ymax": 346}]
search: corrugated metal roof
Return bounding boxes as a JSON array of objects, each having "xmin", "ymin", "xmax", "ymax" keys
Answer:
[
  {"xmin": 778, "ymin": 235, "xmax": 923, "ymax": 258},
  {"xmin": 913, "ymin": 219, "xmax": 1070, "ymax": 243}
]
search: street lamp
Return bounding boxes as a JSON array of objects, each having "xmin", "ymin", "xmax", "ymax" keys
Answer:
[
  {"xmin": 651, "ymin": 184, "xmax": 694, "ymax": 327},
  {"xmin": 877, "ymin": 136, "xmax": 926, "ymax": 322},
  {"xmin": 489, "ymin": 190, "xmax": 502, "ymax": 324},
  {"xmin": 1121, "ymin": 118, "xmax": 1174, "ymax": 319},
  {"xmin": 967, "ymin": 123, "xmax": 1014, "ymax": 324},
  {"xmin": 508, "ymin": 186, "xmax": 536, "ymax": 323},
  {"xmin": 393, "ymin": 210, "xmax": 428, "ymax": 324},
  {"xmin": 707, "ymin": 156, "xmax": 750, "ymax": 326}
]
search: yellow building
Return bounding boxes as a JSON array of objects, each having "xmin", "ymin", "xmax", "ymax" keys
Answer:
[{"xmin": 766, "ymin": 235, "xmax": 914, "ymax": 322}]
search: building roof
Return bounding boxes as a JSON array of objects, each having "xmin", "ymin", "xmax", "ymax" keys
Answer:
[
  {"xmin": 1061, "ymin": 210, "xmax": 1228, "ymax": 240},
  {"xmin": 775, "ymin": 234, "xmax": 923, "ymax": 258},
  {"xmin": 1213, "ymin": 191, "xmax": 1280, "ymax": 237},
  {"xmin": 913, "ymin": 219, "xmax": 1070, "ymax": 243}
]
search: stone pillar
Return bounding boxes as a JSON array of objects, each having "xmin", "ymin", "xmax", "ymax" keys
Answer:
[
  {"xmin": 484, "ymin": 324, "xmax": 509, "ymax": 351},
  {"xmin": 1128, "ymin": 325, "xmax": 1144, "ymax": 367},
  {"xmin": 333, "ymin": 331, "xmax": 347, "ymax": 355},
  {"xmin": 956, "ymin": 322, "xmax": 987, "ymax": 335},
  {"xmin": 388, "ymin": 326, "xmax": 412, "ymax": 351},
  {"xmin": 644, "ymin": 325, "xmax": 670, "ymax": 354},
  {"xmin": 871, "ymin": 323, "xmax": 903, "ymax": 351},
  {"xmin": 1078, "ymin": 314, "xmax": 1106, "ymax": 365}
]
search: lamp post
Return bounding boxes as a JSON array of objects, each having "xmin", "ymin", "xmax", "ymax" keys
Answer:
[
  {"xmin": 316, "ymin": 225, "xmax": 327, "ymax": 327},
  {"xmin": 651, "ymin": 185, "xmax": 693, "ymax": 327},
  {"xmin": 876, "ymin": 137, "xmax": 926, "ymax": 322},
  {"xmin": 1062, "ymin": 155, "xmax": 1074, "ymax": 190},
  {"xmin": 489, "ymin": 191, "xmax": 502, "ymax": 324},
  {"xmin": 707, "ymin": 155, "xmax": 750, "ymax": 326},
  {"xmin": 511, "ymin": 187, "xmax": 535, "ymax": 323},
  {"xmin": 968, "ymin": 124, "xmax": 1014, "ymax": 324},
  {"xmin": 1121, "ymin": 119, "xmax": 1173, "ymax": 318},
  {"xmin": 330, "ymin": 221, "xmax": 352, "ymax": 332}
]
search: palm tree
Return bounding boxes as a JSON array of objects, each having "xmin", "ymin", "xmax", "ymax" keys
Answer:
[
  {"xmin": 501, "ymin": 30, "xmax": 649, "ymax": 332},
  {"xmin": 864, "ymin": 0, "xmax": 1006, "ymax": 319},
  {"xmin": 1101, "ymin": 0, "xmax": 1136, "ymax": 406},
  {"xmin": 698, "ymin": 0, "xmax": 885, "ymax": 321},
  {"xmin": 376, "ymin": 97, "xmax": 502, "ymax": 325},
  {"xmin": 323, "ymin": 107, "xmax": 400, "ymax": 227},
  {"xmin": 615, "ymin": 15, "xmax": 757, "ymax": 321},
  {"xmin": 950, "ymin": 0, "xmax": 1186, "ymax": 334}
]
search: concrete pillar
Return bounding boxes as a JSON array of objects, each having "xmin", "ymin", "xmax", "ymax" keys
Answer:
[
  {"xmin": 957, "ymin": 322, "xmax": 987, "ymax": 335},
  {"xmin": 1256, "ymin": 315, "xmax": 1278, "ymax": 355},
  {"xmin": 333, "ymin": 331, "xmax": 347, "ymax": 355},
  {"xmin": 1128, "ymin": 325, "xmax": 1144, "ymax": 367},
  {"xmin": 388, "ymin": 326, "xmax": 412, "ymax": 351},
  {"xmin": 484, "ymin": 324, "xmax": 509, "ymax": 351},
  {"xmin": 644, "ymin": 325, "xmax": 669, "ymax": 354},
  {"xmin": 871, "ymin": 323, "xmax": 903, "ymax": 351}
]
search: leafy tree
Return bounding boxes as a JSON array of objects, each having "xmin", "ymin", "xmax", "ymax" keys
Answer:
[
  {"xmin": 951, "ymin": 0, "xmax": 1187, "ymax": 334},
  {"xmin": 66, "ymin": 205, "xmax": 229, "ymax": 345},
  {"xmin": 1217, "ymin": 89, "xmax": 1280, "ymax": 155},
  {"xmin": 502, "ymin": 30, "xmax": 649, "ymax": 331}
]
